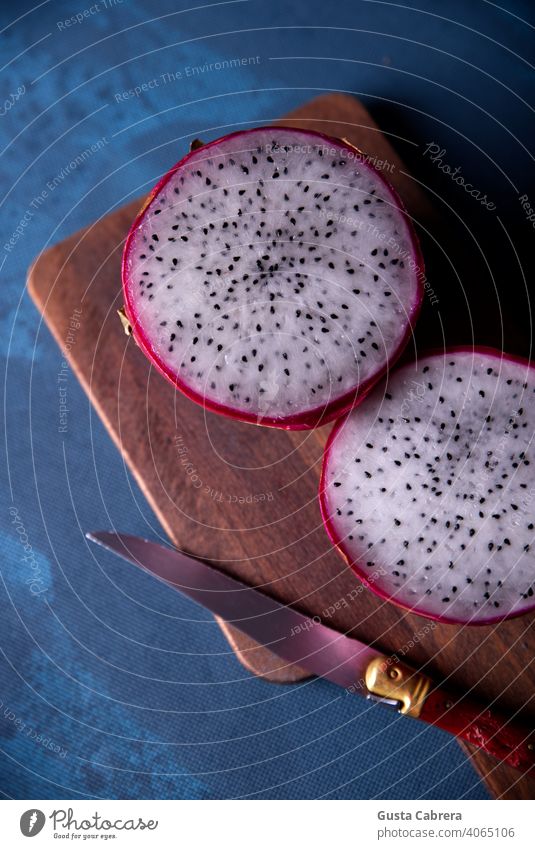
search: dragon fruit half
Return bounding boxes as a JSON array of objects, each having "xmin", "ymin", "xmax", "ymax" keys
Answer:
[
  {"xmin": 122, "ymin": 127, "xmax": 423, "ymax": 428},
  {"xmin": 320, "ymin": 348, "xmax": 535, "ymax": 624}
]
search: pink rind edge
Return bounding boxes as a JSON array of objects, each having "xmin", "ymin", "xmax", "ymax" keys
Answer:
[
  {"xmin": 318, "ymin": 345, "xmax": 535, "ymax": 626},
  {"xmin": 121, "ymin": 126, "xmax": 425, "ymax": 430}
]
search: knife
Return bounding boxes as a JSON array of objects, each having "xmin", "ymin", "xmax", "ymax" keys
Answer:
[{"xmin": 87, "ymin": 531, "xmax": 534, "ymax": 772}]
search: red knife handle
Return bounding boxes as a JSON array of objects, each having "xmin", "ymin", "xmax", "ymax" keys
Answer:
[
  {"xmin": 419, "ymin": 687, "xmax": 535, "ymax": 772},
  {"xmin": 365, "ymin": 657, "xmax": 534, "ymax": 771}
]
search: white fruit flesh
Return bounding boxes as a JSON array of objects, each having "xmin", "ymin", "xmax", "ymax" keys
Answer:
[
  {"xmin": 322, "ymin": 350, "xmax": 535, "ymax": 622},
  {"xmin": 124, "ymin": 128, "xmax": 421, "ymax": 423}
]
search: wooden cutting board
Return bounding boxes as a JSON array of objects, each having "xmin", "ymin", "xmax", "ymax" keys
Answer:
[{"xmin": 28, "ymin": 94, "xmax": 534, "ymax": 800}]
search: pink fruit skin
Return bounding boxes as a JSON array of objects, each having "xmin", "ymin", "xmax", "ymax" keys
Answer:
[
  {"xmin": 122, "ymin": 127, "xmax": 425, "ymax": 430},
  {"xmin": 319, "ymin": 345, "xmax": 535, "ymax": 625}
]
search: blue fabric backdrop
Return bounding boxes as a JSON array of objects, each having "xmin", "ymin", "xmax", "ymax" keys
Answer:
[{"xmin": 1, "ymin": 0, "xmax": 533, "ymax": 799}]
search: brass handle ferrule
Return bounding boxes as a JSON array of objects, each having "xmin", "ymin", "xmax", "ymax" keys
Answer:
[{"xmin": 365, "ymin": 656, "xmax": 432, "ymax": 718}]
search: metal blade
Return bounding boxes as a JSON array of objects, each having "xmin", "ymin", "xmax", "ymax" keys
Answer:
[{"xmin": 87, "ymin": 531, "xmax": 381, "ymax": 692}]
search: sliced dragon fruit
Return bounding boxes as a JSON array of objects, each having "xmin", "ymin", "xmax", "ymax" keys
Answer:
[
  {"xmin": 320, "ymin": 348, "xmax": 535, "ymax": 624},
  {"xmin": 122, "ymin": 127, "xmax": 423, "ymax": 428}
]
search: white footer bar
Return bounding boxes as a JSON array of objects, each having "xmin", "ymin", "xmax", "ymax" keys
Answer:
[{"xmin": 1, "ymin": 799, "xmax": 532, "ymax": 848}]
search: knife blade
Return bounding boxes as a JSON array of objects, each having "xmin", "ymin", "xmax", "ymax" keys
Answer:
[
  {"xmin": 86, "ymin": 531, "xmax": 382, "ymax": 695},
  {"xmin": 87, "ymin": 530, "xmax": 535, "ymax": 772}
]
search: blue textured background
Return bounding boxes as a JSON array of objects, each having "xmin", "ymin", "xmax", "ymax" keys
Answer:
[{"xmin": 1, "ymin": 0, "xmax": 533, "ymax": 799}]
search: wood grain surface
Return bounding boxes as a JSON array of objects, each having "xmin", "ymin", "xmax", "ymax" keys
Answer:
[{"xmin": 28, "ymin": 94, "xmax": 534, "ymax": 799}]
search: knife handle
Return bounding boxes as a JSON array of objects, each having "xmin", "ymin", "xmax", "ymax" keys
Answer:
[
  {"xmin": 419, "ymin": 687, "xmax": 535, "ymax": 772},
  {"xmin": 365, "ymin": 656, "xmax": 534, "ymax": 772}
]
